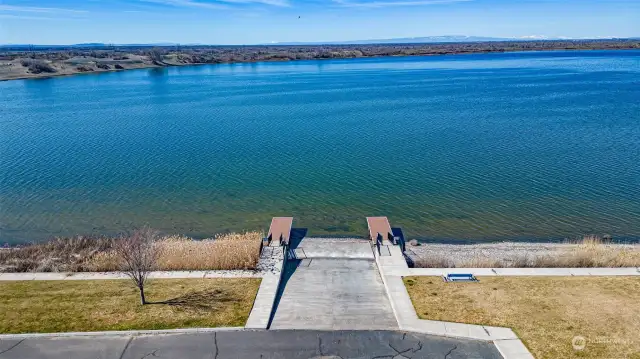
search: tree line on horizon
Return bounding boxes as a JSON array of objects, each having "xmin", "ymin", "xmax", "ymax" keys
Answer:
[{"xmin": 1, "ymin": 39, "xmax": 638, "ymax": 66}]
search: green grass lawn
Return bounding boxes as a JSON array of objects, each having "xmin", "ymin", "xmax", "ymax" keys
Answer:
[
  {"xmin": 404, "ymin": 276, "xmax": 640, "ymax": 359},
  {"xmin": 0, "ymin": 278, "xmax": 261, "ymax": 334}
]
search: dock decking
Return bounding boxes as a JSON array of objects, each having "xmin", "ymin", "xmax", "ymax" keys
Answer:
[
  {"xmin": 267, "ymin": 217, "xmax": 293, "ymax": 246},
  {"xmin": 366, "ymin": 216, "xmax": 393, "ymax": 243}
]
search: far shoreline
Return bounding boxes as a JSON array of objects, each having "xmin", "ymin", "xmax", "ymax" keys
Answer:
[{"xmin": 2, "ymin": 40, "xmax": 638, "ymax": 82}]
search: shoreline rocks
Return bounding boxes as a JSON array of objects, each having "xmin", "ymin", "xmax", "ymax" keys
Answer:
[{"xmin": 405, "ymin": 242, "xmax": 640, "ymax": 268}]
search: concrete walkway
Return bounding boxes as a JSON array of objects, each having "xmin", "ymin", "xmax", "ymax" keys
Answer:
[
  {"xmin": 270, "ymin": 238, "xmax": 397, "ymax": 330},
  {"xmin": 245, "ymin": 273, "xmax": 282, "ymax": 329},
  {"xmin": 401, "ymin": 267, "xmax": 640, "ymax": 276},
  {"xmin": 3, "ymin": 266, "xmax": 636, "ymax": 281},
  {"xmin": 0, "ymin": 330, "xmax": 502, "ymax": 359},
  {"xmin": 0, "ymin": 270, "xmax": 261, "ymax": 281}
]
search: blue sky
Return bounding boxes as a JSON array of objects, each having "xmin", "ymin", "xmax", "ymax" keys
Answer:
[{"xmin": 0, "ymin": 0, "xmax": 638, "ymax": 44}]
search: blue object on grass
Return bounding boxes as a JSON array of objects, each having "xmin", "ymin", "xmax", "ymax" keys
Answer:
[{"xmin": 443, "ymin": 273, "xmax": 478, "ymax": 282}]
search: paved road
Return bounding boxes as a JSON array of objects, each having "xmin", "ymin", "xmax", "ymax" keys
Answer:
[
  {"xmin": 271, "ymin": 238, "xmax": 397, "ymax": 330},
  {"xmin": 0, "ymin": 330, "xmax": 502, "ymax": 359}
]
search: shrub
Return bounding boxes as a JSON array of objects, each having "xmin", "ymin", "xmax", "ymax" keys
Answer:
[
  {"xmin": 148, "ymin": 48, "xmax": 165, "ymax": 65},
  {"xmin": 20, "ymin": 59, "xmax": 56, "ymax": 74},
  {"xmin": 0, "ymin": 236, "xmax": 117, "ymax": 272},
  {"xmin": 76, "ymin": 65, "xmax": 93, "ymax": 72}
]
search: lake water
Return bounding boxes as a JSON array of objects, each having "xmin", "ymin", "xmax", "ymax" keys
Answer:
[{"xmin": 1, "ymin": 50, "xmax": 639, "ymax": 244}]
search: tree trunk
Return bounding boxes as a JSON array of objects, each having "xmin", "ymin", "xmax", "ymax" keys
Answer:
[{"xmin": 139, "ymin": 286, "xmax": 146, "ymax": 305}]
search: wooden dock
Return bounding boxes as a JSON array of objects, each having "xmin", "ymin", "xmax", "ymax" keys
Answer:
[
  {"xmin": 267, "ymin": 217, "xmax": 293, "ymax": 246},
  {"xmin": 366, "ymin": 216, "xmax": 393, "ymax": 243}
]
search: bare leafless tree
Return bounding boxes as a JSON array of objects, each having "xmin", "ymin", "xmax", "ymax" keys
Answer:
[{"xmin": 114, "ymin": 227, "xmax": 162, "ymax": 305}]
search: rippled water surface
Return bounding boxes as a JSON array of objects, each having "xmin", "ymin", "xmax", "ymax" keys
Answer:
[{"xmin": 1, "ymin": 50, "xmax": 639, "ymax": 243}]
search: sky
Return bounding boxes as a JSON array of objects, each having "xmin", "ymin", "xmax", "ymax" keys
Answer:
[{"xmin": 0, "ymin": 0, "xmax": 638, "ymax": 45}]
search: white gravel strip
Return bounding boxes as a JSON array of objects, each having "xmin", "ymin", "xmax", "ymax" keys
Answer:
[
  {"xmin": 405, "ymin": 242, "xmax": 639, "ymax": 267},
  {"xmin": 256, "ymin": 246, "xmax": 284, "ymax": 274}
]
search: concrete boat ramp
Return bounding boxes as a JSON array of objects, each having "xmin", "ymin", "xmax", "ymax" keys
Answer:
[
  {"xmin": 245, "ymin": 216, "xmax": 527, "ymax": 358},
  {"xmin": 270, "ymin": 237, "xmax": 397, "ymax": 330}
]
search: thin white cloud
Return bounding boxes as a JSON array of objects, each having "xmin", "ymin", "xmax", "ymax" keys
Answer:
[
  {"xmin": 140, "ymin": 0, "xmax": 228, "ymax": 9},
  {"xmin": 0, "ymin": 14, "xmax": 60, "ymax": 20},
  {"xmin": 141, "ymin": 0, "xmax": 288, "ymax": 8},
  {"xmin": 520, "ymin": 35, "xmax": 548, "ymax": 39},
  {"xmin": 0, "ymin": 5, "xmax": 87, "ymax": 13},
  {"xmin": 218, "ymin": 0, "xmax": 290, "ymax": 7},
  {"xmin": 333, "ymin": 0, "xmax": 471, "ymax": 7}
]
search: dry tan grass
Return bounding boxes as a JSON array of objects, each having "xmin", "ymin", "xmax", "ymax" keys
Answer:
[
  {"xmin": 0, "ymin": 278, "xmax": 261, "ymax": 333},
  {"xmin": 534, "ymin": 235, "xmax": 640, "ymax": 268},
  {"xmin": 155, "ymin": 232, "xmax": 263, "ymax": 271},
  {"xmin": 1, "ymin": 231, "xmax": 264, "ymax": 272},
  {"xmin": 414, "ymin": 236, "xmax": 640, "ymax": 268},
  {"xmin": 404, "ymin": 276, "xmax": 640, "ymax": 359},
  {"xmin": 0, "ymin": 236, "xmax": 117, "ymax": 272}
]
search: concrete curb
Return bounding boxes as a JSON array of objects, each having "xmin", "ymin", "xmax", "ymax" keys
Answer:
[
  {"xmin": 245, "ymin": 246, "xmax": 286, "ymax": 329},
  {"xmin": 0, "ymin": 271, "xmax": 263, "ymax": 281},
  {"xmin": 494, "ymin": 339, "xmax": 536, "ymax": 359},
  {"xmin": 0, "ymin": 327, "xmax": 246, "ymax": 340},
  {"xmin": 244, "ymin": 274, "xmax": 281, "ymax": 329}
]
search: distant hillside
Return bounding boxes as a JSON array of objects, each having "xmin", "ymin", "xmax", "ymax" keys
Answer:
[
  {"xmin": 3, "ymin": 36, "xmax": 637, "ymax": 48},
  {"xmin": 0, "ymin": 43, "xmax": 182, "ymax": 49},
  {"xmin": 271, "ymin": 35, "xmax": 517, "ymax": 45},
  {"xmin": 2, "ymin": 39, "xmax": 638, "ymax": 81},
  {"xmin": 270, "ymin": 36, "xmax": 640, "ymax": 45}
]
